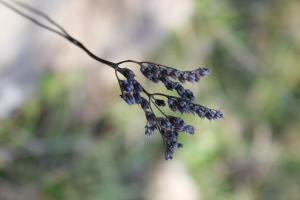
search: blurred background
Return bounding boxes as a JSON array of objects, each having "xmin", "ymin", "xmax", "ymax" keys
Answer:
[{"xmin": 1, "ymin": 0, "xmax": 300, "ymax": 199}]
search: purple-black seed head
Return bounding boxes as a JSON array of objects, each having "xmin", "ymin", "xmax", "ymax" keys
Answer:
[
  {"xmin": 140, "ymin": 97, "xmax": 150, "ymax": 110},
  {"xmin": 187, "ymin": 72, "xmax": 197, "ymax": 82},
  {"xmin": 120, "ymin": 93, "xmax": 135, "ymax": 105},
  {"xmin": 133, "ymin": 91, "xmax": 142, "ymax": 103},
  {"xmin": 159, "ymin": 118, "xmax": 172, "ymax": 129},
  {"xmin": 132, "ymin": 80, "xmax": 143, "ymax": 92},
  {"xmin": 170, "ymin": 69, "xmax": 181, "ymax": 79},
  {"xmin": 145, "ymin": 124, "xmax": 156, "ymax": 138},
  {"xmin": 214, "ymin": 110, "xmax": 224, "ymax": 119},
  {"xmin": 120, "ymin": 68, "xmax": 135, "ymax": 80},
  {"xmin": 183, "ymin": 125, "xmax": 195, "ymax": 134},
  {"xmin": 175, "ymin": 84, "xmax": 185, "ymax": 96},
  {"xmin": 116, "ymin": 61, "xmax": 222, "ymax": 160},
  {"xmin": 120, "ymin": 80, "xmax": 134, "ymax": 92},
  {"xmin": 165, "ymin": 152, "xmax": 173, "ymax": 160},
  {"xmin": 167, "ymin": 97, "xmax": 177, "ymax": 112},
  {"xmin": 182, "ymin": 89, "xmax": 195, "ymax": 101},
  {"xmin": 196, "ymin": 68, "xmax": 210, "ymax": 77},
  {"xmin": 145, "ymin": 111, "xmax": 156, "ymax": 123}
]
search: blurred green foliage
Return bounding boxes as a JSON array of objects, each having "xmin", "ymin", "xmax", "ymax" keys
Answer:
[{"xmin": 1, "ymin": 0, "xmax": 300, "ymax": 199}]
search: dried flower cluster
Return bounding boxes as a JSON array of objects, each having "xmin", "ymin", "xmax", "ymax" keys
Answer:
[
  {"xmin": 1, "ymin": 0, "xmax": 224, "ymax": 160},
  {"xmin": 115, "ymin": 61, "xmax": 223, "ymax": 160}
]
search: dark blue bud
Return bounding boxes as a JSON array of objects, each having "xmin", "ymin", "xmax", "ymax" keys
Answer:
[
  {"xmin": 159, "ymin": 118, "xmax": 172, "ymax": 129},
  {"xmin": 140, "ymin": 97, "xmax": 150, "ymax": 110},
  {"xmin": 197, "ymin": 109, "xmax": 206, "ymax": 118},
  {"xmin": 145, "ymin": 124, "xmax": 156, "ymax": 138},
  {"xmin": 204, "ymin": 109, "xmax": 214, "ymax": 120},
  {"xmin": 120, "ymin": 68, "xmax": 135, "ymax": 80},
  {"xmin": 196, "ymin": 68, "xmax": 210, "ymax": 77},
  {"xmin": 120, "ymin": 93, "xmax": 135, "ymax": 105},
  {"xmin": 147, "ymin": 63, "xmax": 156, "ymax": 70},
  {"xmin": 145, "ymin": 111, "xmax": 156, "ymax": 123},
  {"xmin": 170, "ymin": 70, "xmax": 181, "ymax": 79},
  {"xmin": 168, "ymin": 98, "xmax": 178, "ymax": 112},
  {"xmin": 187, "ymin": 72, "xmax": 197, "ymax": 82},
  {"xmin": 182, "ymin": 89, "xmax": 195, "ymax": 101},
  {"xmin": 179, "ymin": 100, "xmax": 187, "ymax": 107},
  {"xmin": 165, "ymin": 151, "xmax": 173, "ymax": 160},
  {"xmin": 168, "ymin": 116, "xmax": 184, "ymax": 126},
  {"xmin": 178, "ymin": 100, "xmax": 190, "ymax": 113},
  {"xmin": 163, "ymin": 78, "xmax": 177, "ymax": 90},
  {"xmin": 181, "ymin": 72, "xmax": 189, "ymax": 81},
  {"xmin": 133, "ymin": 91, "xmax": 142, "ymax": 103},
  {"xmin": 120, "ymin": 80, "xmax": 134, "ymax": 92},
  {"xmin": 183, "ymin": 125, "xmax": 195, "ymax": 134},
  {"xmin": 165, "ymin": 67, "xmax": 174, "ymax": 76},
  {"xmin": 175, "ymin": 84, "xmax": 185, "ymax": 96},
  {"xmin": 140, "ymin": 64, "xmax": 147, "ymax": 72},
  {"xmin": 214, "ymin": 110, "xmax": 224, "ymax": 119},
  {"xmin": 178, "ymin": 73, "xmax": 187, "ymax": 83},
  {"xmin": 133, "ymin": 80, "xmax": 143, "ymax": 92}
]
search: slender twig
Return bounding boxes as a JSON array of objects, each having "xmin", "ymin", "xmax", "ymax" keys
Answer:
[
  {"xmin": 0, "ymin": 0, "xmax": 116, "ymax": 68},
  {"xmin": 11, "ymin": 0, "xmax": 70, "ymax": 36},
  {"xmin": 117, "ymin": 60, "xmax": 141, "ymax": 65},
  {"xmin": 148, "ymin": 97, "xmax": 162, "ymax": 131},
  {"xmin": 0, "ymin": 0, "xmax": 66, "ymax": 38}
]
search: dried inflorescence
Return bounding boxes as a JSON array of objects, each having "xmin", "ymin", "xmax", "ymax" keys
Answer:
[
  {"xmin": 115, "ymin": 61, "xmax": 223, "ymax": 160},
  {"xmin": 0, "ymin": 0, "xmax": 223, "ymax": 160}
]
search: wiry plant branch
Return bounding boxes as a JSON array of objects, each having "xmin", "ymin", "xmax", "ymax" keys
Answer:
[
  {"xmin": 0, "ymin": 0, "xmax": 116, "ymax": 68},
  {"xmin": 0, "ymin": 0, "xmax": 224, "ymax": 160}
]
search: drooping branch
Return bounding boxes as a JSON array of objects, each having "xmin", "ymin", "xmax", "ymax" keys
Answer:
[{"xmin": 0, "ymin": 0, "xmax": 224, "ymax": 160}]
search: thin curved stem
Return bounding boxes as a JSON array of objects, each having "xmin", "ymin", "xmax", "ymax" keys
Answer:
[
  {"xmin": 11, "ymin": 0, "xmax": 70, "ymax": 37},
  {"xmin": 0, "ymin": 0, "xmax": 66, "ymax": 38},
  {"xmin": 114, "ymin": 68, "xmax": 124, "ymax": 95},
  {"xmin": 0, "ymin": 0, "xmax": 116, "ymax": 68},
  {"xmin": 117, "ymin": 60, "xmax": 141, "ymax": 65},
  {"xmin": 148, "ymin": 97, "xmax": 162, "ymax": 132},
  {"xmin": 151, "ymin": 93, "xmax": 185, "ymax": 101}
]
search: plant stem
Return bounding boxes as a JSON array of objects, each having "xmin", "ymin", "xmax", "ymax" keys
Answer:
[{"xmin": 0, "ymin": 0, "xmax": 116, "ymax": 69}]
